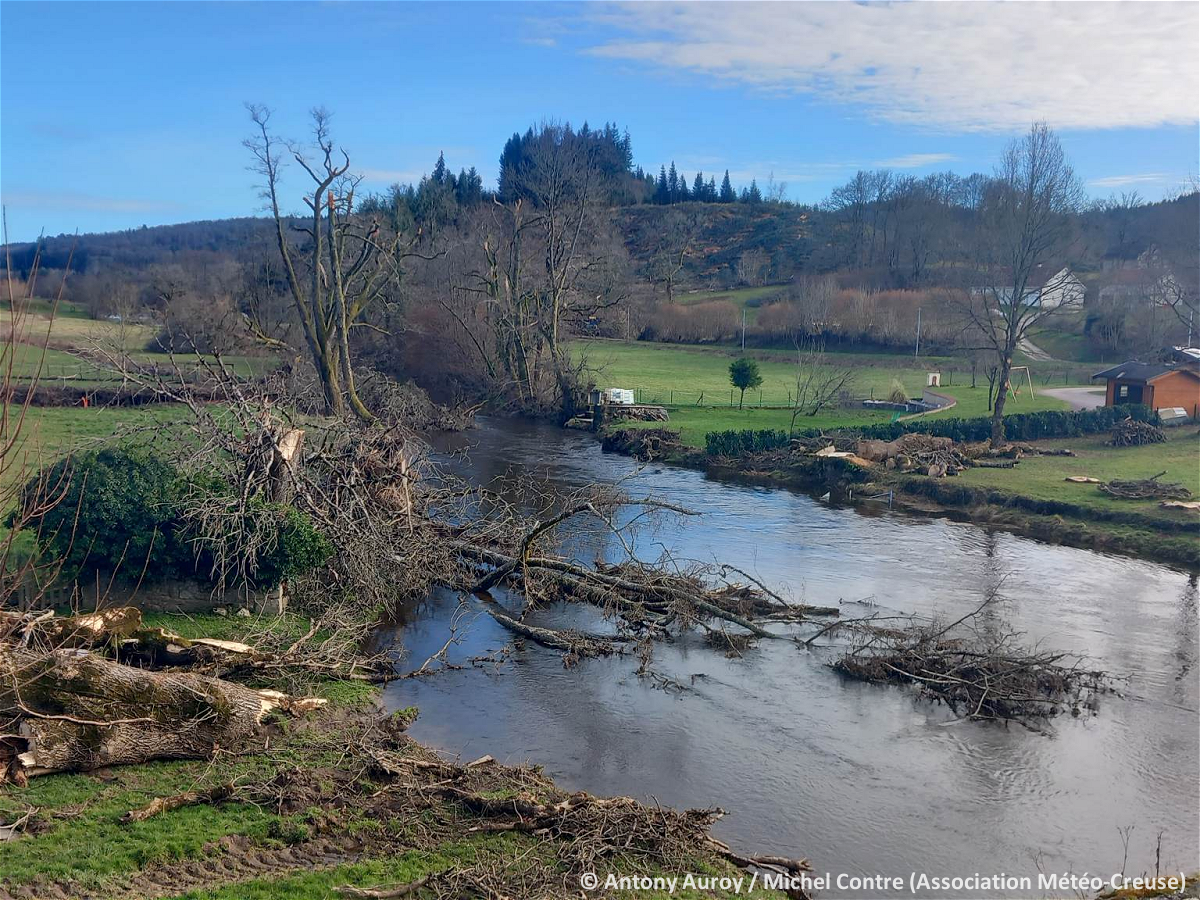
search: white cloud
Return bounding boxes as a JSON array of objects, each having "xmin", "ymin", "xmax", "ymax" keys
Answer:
[
  {"xmin": 1088, "ymin": 173, "xmax": 1170, "ymax": 187},
  {"xmin": 874, "ymin": 153, "xmax": 957, "ymax": 169},
  {"xmin": 584, "ymin": 2, "xmax": 1199, "ymax": 132}
]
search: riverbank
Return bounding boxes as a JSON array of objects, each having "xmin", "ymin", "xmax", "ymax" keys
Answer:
[
  {"xmin": 601, "ymin": 428, "xmax": 1200, "ymax": 570},
  {"xmin": 0, "ymin": 612, "xmax": 790, "ymax": 900}
]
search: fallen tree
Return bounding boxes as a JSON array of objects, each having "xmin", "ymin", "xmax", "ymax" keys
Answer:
[
  {"xmin": 829, "ymin": 595, "xmax": 1109, "ymax": 728},
  {"xmin": 0, "ymin": 646, "xmax": 316, "ymax": 783}
]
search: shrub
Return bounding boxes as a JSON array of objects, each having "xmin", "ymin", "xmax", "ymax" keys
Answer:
[
  {"xmin": 250, "ymin": 504, "xmax": 334, "ymax": 587},
  {"xmin": 705, "ymin": 429, "xmax": 791, "ymax": 457},
  {"xmin": 15, "ymin": 448, "xmax": 330, "ymax": 588},
  {"xmin": 16, "ymin": 448, "xmax": 198, "ymax": 584}
]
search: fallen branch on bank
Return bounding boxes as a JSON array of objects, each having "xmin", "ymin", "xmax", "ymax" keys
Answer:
[
  {"xmin": 121, "ymin": 781, "xmax": 238, "ymax": 823},
  {"xmin": 1101, "ymin": 472, "xmax": 1191, "ymax": 501}
]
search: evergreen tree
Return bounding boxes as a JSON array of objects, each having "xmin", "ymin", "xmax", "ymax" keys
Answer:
[
  {"xmin": 693, "ymin": 172, "xmax": 705, "ymax": 200},
  {"xmin": 678, "ymin": 176, "xmax": 690, "ymax": 202},
  {"xmin": 456, "ymin": 166, "xmax": 483, "ymax": 207},
  {"xmin": 667, "ymin": 162, "xmax": 679, "ymax": 203},
  {"xmin": 706, "ymin": 176, "xmax": 718, "ymax": 201},
  {"xmin": 719, "ymin": 170, "xmax": 736, "ymax": 203},
  {"xmin": 655, "ymin": 166, "xmax": 670, "ymax": 205},
  {"xmin": 746, "ymin": 179, "xmax": 763, "ymax": 204},
  {"xmin": 432, "ymin": 151, "xmax": 447, "ymax": 185},
  {"xmin": 620, "ymin": 128, "xmax": 634, "ymax": 171}
]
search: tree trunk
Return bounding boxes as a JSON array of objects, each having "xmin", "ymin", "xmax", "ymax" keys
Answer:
[
  {"xmin": 1, "ymin": 648, "xmax": 278, "ymax": 781},
  {"xmin": 990, "ymin": 355, "xmax": 1013, "ymax": 447}
]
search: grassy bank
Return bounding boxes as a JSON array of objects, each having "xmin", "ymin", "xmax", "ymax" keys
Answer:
[
  {"xmin": 955, "ymin": 429, "xmax": 1200, "ymax": 519},
  {"xmin": 0, "ymin": 612, "xmax": 782, "ymax": 900},
  {"xmin": 575, "ymin": 339, "xmax": 1071, "ymax": 448}
]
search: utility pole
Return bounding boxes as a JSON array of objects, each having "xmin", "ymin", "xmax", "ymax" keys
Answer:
[{"xmin": 915, "ymin": 307, "xmax": 922, "ymax": 358}]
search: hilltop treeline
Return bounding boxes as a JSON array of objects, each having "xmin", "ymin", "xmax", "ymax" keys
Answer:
[{"xmin": 2, "ymin": 118, "xmax": 1196, "ymax": 406}]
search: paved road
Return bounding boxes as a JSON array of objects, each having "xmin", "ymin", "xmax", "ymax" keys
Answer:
[
  {"xmin": 1017, "ymin": 336, "xmax": 1054, "ymax": 361},
  {"xmin": 1041, "ymin": 386, "xmax": 1106, "ymax": 410}
]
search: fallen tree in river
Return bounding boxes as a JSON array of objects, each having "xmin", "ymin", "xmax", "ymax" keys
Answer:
[
  {"xmin": 829, "ymin": 594, "xmax": 1110, "ymax": 728},
  {"xmin": 449, "ymin": 495, "xmax": 841, "ymax": 661}
]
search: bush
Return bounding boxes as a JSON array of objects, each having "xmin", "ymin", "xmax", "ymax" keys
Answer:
[
  {"xmin": 705, "ymin": 429, "xmax": 791, "ymax": 457},
  {"xmin": 704, "ymin": 405, "xmax": 1158, "ymax": 458},
  {"xmin": 640, "ymin": 300, "xmax": 740, "ymax": 344},
  {"xmin": 250, "ymin": 504, "xmax": 334, "ymax": 588},
  {"xmin": 16, "ymin": 448, "xmax": 330, "ymax": 588}
]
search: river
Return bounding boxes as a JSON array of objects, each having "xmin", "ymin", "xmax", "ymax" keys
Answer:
[{"xmin": 382, "ymin": 417, "xmax": 1199, "ymax": 895}]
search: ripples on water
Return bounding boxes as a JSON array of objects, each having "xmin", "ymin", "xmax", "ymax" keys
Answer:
[{"xmin": 384, "ymin": 418, "xmax": 1199, "ymax": 894}]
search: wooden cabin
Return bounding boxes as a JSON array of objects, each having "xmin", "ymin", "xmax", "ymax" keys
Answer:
[{"xmin": 1094, "ymin": 353, "xmax": 1200, "ymax": 420}]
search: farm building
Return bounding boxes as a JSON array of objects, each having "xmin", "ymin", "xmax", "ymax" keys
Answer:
[
  {"xmin": 972, "ymin": 266, "xmax": 1084, "ymax": 309},
  {"xmin": 1093, "ymin": 348, "xmax": 1200, "ymax": 419}
]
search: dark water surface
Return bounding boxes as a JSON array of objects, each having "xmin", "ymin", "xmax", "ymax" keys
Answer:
[{"xmin": 383, "ymin": 418, "xmax": 1199, "ymax": 894}]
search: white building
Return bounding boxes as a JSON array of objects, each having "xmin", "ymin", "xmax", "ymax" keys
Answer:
[{"xmin": 1037, "ymin": 267, "xmax": 1085, "ymax": 309}]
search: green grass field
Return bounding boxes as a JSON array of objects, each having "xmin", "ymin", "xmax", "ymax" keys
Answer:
[
  {"xmin": 575, "ymin": 339, "xmax": 1070, "ymax": 446},
  {"xmin": 956, "ymin": 429, "xmax": 1200, "ymax": 519},
  {"xmin": 3, "ymin": 307, "xmax": 278, "ymax": 381}
]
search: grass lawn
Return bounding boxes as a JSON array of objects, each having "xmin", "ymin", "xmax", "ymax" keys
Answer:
[
  {"xmin": 3, "ymin": 405, "xmax": 191, "ymax": 480},
  {"xmin": 955, "ymin": 429, "xmax": 1200, "ymax": 519},
  {"xmin": 575, "ymin": 339, "xmax": 1071, "ymax": 447},
  {"xmin": 3, "ymin": 309, "xmax": 278, "ymax": 381}
]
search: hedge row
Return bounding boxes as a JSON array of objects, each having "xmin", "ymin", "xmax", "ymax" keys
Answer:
[
  {"xmin": 705, "ymin": 405, "xmax": 1158, "ymax": 458},
  {"xmin": 704, "ymin": 429, "xmax": 791, "ymax": 457}
]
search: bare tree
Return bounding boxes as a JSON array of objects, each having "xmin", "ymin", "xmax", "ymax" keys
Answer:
[
  {"xmin": 789, "ymin": 337, "xmax": 858, "ymax": 428},
  {"xmin": 646, "ymin": 208, "xmax": 699, "ymax": 304},
  {"xmin": 469, "ymin": 123, "xmax": 625, "ymax": 415},
  {"xmin": 735, "ymin": 247, "xmax": 768, "ymax": 287},
  {"xmin": 956, "ymin": 123, "xmax": 1084, "ymax": 446},
  {"xmin": 244, "ymin": 105, "xmax": 405, "ymax": 420}
]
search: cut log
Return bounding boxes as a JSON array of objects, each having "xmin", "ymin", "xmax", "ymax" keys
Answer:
[{"xmin": 0, "ymin": 648, "xmax": 283, "ymax": 780}]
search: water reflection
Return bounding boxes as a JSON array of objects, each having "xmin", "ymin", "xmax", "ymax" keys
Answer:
[{"xmin": 385, "ymin": 418, "xmax": 1199, "ymax": 895}]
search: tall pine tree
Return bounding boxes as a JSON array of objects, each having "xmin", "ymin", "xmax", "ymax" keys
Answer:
[
  {"xmin": 719, "ymin": 170, "xmax": 736, "ymax": 203},
  {"xmin": 692, "ymin": 172, "xmax": 705, "ymax": 199},
  {"xmin": 655, "ymin": 166, "xmax": 670, "ymax": 205}
]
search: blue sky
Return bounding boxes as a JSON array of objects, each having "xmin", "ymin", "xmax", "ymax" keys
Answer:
[{"xmin": 1, "ymin": 1, "xmax": 1197, "ymax": 241}]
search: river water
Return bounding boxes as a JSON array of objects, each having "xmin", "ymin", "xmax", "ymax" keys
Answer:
[{"xmin": 382, "ymin": 418, "xmax": 1199, "ymax": 895}]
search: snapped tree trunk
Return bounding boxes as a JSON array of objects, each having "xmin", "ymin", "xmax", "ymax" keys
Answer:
[{"xmin": 1, "ymin": 648, "xmax": 279, "ymax": 780}]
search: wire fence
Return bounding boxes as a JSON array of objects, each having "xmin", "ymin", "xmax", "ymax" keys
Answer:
[{"xmin": 630, "ymin": 367, "xmax": 1097, "ymax": 409}]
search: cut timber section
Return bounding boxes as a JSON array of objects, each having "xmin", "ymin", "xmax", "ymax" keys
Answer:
[{"xmin": 0, "ymin": 645, "xmax": 322, "ymax": 783}]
